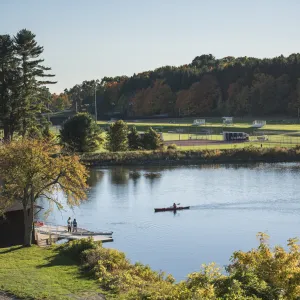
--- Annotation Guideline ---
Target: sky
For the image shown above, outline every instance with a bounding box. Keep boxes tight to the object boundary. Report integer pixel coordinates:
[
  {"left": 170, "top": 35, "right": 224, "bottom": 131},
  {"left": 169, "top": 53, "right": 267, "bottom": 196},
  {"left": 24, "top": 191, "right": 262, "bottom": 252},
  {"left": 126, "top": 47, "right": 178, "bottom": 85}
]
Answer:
[{"left": 1, "top": 0, "right": 300, "bottom": 93}]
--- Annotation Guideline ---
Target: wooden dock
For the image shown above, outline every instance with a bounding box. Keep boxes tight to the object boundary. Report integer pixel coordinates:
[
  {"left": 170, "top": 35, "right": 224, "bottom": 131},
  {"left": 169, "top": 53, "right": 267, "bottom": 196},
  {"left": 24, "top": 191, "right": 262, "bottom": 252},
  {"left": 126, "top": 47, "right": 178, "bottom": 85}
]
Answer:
[{"left": 35, "top": 224, "right": 113, "bottom": 247}]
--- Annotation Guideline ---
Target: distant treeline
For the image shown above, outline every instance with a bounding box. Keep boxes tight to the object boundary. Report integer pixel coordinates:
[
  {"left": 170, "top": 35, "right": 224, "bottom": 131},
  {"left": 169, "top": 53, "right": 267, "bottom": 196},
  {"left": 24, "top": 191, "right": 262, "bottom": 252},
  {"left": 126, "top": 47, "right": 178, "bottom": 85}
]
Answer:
[{"left": 62, "top": 54, "right": 300, "bottom": 119}]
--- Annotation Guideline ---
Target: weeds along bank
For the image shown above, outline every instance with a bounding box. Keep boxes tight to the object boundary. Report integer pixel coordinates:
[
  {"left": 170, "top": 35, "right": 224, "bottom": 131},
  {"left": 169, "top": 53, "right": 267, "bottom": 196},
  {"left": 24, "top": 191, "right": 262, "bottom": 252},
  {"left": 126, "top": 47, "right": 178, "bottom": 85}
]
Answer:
[{"left": 81, "top": 146, "right": 300, "bottom": 166}]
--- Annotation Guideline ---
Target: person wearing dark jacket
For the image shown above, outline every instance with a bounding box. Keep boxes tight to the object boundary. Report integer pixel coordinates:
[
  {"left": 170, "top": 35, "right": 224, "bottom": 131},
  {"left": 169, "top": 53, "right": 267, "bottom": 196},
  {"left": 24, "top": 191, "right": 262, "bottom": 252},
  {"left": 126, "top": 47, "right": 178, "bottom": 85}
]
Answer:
[{"left": 73, "top": 219, "right": 77, "bottom": 233}]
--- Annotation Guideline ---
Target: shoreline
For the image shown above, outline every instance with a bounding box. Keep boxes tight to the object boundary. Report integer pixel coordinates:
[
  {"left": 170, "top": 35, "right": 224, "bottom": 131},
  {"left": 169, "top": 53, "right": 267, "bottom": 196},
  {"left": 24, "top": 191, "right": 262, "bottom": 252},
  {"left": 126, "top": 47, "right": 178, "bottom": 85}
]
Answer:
[{"left": 80, "top": 147, "right": 300, "bottom": 167}]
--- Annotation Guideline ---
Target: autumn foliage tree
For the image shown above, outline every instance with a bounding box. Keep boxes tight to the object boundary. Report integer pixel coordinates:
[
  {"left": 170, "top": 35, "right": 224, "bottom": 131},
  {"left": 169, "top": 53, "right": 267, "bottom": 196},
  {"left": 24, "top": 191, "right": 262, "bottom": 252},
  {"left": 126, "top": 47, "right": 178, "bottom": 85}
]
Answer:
[
  {"left": 0, "top": 139, "right": 88, "bottom": 246},
  {"left": 131, "top": 80, "right": 175, "bottom": 116},
  {"left": 184, "top": 233, "right": 300, "bottom": 299},
  {"left": 175, "top": 75, "right": 221, "bottom": 116},
  {"left": 65, "top": 53, "right": 300, "bottom": 118},
  {"left": 50, "top": 93, "right": 71, "bottom": 112}
]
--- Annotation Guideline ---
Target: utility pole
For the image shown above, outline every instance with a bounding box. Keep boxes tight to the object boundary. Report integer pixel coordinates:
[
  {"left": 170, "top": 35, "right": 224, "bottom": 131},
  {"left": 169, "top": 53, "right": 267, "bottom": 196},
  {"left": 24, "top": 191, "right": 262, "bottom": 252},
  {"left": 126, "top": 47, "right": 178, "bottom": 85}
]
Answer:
[{"left": 95, "top": 84, "right": 97, "bottom": 123}]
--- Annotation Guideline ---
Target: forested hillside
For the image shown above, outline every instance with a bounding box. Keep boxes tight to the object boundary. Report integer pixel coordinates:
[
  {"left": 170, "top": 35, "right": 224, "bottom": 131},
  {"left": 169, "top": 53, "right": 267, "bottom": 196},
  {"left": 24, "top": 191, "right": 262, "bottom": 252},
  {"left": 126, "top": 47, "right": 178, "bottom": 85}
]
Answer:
[{"left": 64, "top": 54, "right": 300, "bottom": 118}]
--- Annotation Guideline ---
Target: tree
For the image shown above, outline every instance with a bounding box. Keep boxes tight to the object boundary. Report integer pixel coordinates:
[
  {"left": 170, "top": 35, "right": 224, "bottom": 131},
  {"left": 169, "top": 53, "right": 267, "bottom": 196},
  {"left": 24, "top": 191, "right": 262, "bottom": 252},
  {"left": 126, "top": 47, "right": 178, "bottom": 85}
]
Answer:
[
  {"left": 106, "top": 120, "right": 128, "bottom": 152},
  {"left": 60, "top": 113, "right": 102, "bottom": 152},
  {"left": 0, "top": 139, "right": 88, "bottom": 246},
  {"left": 64, "top": 52, "right": 300, "bottom": 118},
  {"left": 288, "top": 78, "right": 300, "bottom": 116},
  {"left": 0, "top": 34, "right": 20, "bottom": 141},
  {"left": 226, "top": 233, "right": 300, "bottom": 299},
  {"left": 184, "top": 233, "right": 300, "bottom": 299},
  {"left": 128, "top": 126, "right": 142, "bottom": 150},
  {"left": 50, "top": 93, "right": 71, "bottom": 112},
  {"left": 14, "top": 29, "right": 56, "bottom": 137},
  {"left": 142, "top": 127, "right": 162, "bottom": 150},
  {"left": 227, "top": 81, "right": 250, "bottom": 116}
]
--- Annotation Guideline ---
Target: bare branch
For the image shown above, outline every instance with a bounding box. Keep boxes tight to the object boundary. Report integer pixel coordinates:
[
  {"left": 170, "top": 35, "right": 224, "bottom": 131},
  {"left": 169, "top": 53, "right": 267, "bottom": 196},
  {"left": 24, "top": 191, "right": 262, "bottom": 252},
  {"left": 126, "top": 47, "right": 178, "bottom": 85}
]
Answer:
[{"left": 34, "top": 171, "right": 63, "bottom": 200}]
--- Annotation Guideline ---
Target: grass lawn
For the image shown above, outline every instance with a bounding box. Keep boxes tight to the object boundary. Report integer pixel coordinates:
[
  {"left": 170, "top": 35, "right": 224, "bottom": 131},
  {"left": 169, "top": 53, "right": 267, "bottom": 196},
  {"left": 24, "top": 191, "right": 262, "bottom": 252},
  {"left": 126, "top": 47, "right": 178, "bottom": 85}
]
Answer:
[
  {"left": 176, "top": 142, "right": 298, "bottom": 150},
  {"left": 0, "top": 245, "right": 105, "bottom": 300},
  {"left": 98, "top": 120, "right": 300, "bottom": 135}
]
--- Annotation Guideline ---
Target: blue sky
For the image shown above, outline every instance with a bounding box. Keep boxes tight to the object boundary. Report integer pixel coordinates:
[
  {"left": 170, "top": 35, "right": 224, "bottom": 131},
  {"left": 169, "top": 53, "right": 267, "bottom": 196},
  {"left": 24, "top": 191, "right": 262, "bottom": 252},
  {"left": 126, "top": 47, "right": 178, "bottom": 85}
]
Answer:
[{"left": 1, "top": 0, "right": 299, "bottom": 93}]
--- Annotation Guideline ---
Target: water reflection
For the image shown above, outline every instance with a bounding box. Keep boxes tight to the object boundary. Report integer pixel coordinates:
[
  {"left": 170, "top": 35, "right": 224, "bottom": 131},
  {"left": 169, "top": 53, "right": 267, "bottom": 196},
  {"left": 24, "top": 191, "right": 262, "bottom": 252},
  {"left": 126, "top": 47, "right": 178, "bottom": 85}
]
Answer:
[
  {"left": 110, "top": 167, "right": 129, "bottom": 185},
  {"left": 87, "top": 169, "right": 104, "bottom": 186}
]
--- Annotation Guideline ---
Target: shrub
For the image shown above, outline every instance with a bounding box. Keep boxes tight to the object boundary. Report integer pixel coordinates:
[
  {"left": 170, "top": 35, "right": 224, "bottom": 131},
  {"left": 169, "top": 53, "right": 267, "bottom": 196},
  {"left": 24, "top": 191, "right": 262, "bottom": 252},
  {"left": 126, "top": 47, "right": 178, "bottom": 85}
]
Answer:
[
  {"left": 60, "top": 113, "right": 102, "bottom": 152},
  {"left": 142, "top": 127, "right": 162, "bottom": 150},
  {"left": 128, "top": 126, "right": 142, "bottom": 150},
  {"left": 59, "top": 233, "right": 300, "bottom": 299},
  {"left": 81, "top": 246, "right": 181, "bottom": 297},
  {"left": 167, "top": 143, "right": 177, "bottom": 150},
  {"left": 59, "top": 237, "right": 99, "bottom": 262},
  {"left": 106, "top": 120, "right": 129, "bottom": 152}
]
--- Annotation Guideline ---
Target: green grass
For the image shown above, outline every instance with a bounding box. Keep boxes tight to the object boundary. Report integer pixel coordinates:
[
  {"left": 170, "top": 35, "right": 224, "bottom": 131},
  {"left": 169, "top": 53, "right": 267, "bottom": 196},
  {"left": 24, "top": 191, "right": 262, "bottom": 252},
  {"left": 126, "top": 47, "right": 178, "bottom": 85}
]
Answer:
[
  {"left": 98, "top": 119, "right": 300, "bottom": 136},
  {"left": 55, "top": 119, "right": 300, "bottom": 154},
  {"left": 175, "top": 142, "right": 298, "bottom": 150},
  {"left": 0, "top": 245, "right": 105, "bottom": 300}
]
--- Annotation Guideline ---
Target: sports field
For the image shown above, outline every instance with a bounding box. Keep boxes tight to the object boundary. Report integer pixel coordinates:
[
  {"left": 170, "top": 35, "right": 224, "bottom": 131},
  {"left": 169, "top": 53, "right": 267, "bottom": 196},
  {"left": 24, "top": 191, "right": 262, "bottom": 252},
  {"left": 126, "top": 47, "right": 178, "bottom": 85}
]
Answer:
[{"left": 98, "top": 118, "right": 300, "bottom": 150}]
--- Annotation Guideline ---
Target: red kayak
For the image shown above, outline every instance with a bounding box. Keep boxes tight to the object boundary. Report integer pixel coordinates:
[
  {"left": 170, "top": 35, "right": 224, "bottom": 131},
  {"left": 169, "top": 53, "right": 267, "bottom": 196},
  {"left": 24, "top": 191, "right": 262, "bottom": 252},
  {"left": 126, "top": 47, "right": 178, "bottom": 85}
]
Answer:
[{"left": 154, "top": 206, "right": 190, "bottom": 213}]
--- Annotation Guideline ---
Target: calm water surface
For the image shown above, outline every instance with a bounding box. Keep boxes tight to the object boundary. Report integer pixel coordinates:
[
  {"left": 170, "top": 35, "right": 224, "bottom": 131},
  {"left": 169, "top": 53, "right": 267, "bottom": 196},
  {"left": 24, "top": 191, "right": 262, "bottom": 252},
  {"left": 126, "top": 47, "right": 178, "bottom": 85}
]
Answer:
[{"left": 38, "top": 163, "right": 300, "bottom": 280}]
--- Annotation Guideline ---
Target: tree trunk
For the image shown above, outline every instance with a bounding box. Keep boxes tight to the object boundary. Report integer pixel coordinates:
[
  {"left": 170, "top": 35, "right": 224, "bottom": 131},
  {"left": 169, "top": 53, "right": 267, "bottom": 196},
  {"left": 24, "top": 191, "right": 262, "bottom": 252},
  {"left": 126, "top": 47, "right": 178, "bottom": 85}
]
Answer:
[
  {"left": 23, "top": 198, "right": 34, "bottom": 247},
  {"left": 3, "top": 123, "right": 11, "bottom": 142}
]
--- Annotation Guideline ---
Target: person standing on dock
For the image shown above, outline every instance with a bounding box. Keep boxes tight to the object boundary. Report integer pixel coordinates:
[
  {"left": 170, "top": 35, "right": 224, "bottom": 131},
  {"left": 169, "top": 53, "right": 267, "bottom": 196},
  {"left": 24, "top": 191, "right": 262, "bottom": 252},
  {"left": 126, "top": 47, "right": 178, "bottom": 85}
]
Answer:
[
  {"left": 73, "top": 219, "right": 77, "bottom": 233},
  {"left": 67, "top": 217, "right": 71, "bottom": 233}
]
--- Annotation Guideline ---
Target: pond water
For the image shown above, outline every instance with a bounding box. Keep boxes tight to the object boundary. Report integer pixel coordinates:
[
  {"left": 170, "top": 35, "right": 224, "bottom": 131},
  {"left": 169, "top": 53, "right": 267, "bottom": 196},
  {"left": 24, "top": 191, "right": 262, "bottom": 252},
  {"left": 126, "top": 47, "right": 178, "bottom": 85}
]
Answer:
[{"left": 38, "top": 163, "right": 300, "bottom": 281}]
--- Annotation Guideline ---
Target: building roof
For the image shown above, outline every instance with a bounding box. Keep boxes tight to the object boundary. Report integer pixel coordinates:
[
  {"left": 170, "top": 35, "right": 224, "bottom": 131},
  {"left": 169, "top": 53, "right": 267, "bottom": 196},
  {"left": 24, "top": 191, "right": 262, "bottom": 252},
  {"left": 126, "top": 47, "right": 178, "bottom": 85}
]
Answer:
[{"left": 3, "top": 202, "right": 43, "bottom": 213}]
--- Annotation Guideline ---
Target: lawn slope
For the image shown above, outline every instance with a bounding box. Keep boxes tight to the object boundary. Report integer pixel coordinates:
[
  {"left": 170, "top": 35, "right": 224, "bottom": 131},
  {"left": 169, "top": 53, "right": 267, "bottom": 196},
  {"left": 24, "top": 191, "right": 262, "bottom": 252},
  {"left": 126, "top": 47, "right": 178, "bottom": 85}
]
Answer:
[{"left": 0, "top": 246, "right": 105, "bottom": 300}]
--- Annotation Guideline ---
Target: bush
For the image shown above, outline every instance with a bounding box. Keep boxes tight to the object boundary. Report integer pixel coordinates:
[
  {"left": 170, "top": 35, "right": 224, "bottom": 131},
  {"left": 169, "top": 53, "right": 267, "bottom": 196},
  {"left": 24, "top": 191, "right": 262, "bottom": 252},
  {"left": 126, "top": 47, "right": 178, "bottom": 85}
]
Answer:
[
  {"left": 142, "top": 127, "right": 162, "bottom": 150},
  {"left": 81, "top": 246, "right": 181, "bottom": 297},
  {"left": 60, "top": 113, "right": 102, "bottom": 152},
  {"left": 167, "top": 143, "right": 177, "bottom": 150},
  {"left": 106, "top": 120, "right": 129, "bottom": 152},
  {"left": 26, "top": 126, "right": 43, "bottom": 139},
  {"left": 59, "top": 237, "right": 99, "bottom": 262},
  {"left": 58, "top": 233, "right": 300, "bottom": 299},
  {"left": 128, "top": 126, "right": 142, "bottom": 150}
]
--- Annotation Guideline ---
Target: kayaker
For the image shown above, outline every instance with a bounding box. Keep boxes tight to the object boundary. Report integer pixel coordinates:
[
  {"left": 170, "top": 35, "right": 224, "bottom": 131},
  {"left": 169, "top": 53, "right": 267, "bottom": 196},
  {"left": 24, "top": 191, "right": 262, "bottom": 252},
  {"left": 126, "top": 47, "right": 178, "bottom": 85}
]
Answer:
[
  {"left": 67, "top": 217, "right": 71, "bottom": 233},
  {"left": 73, "top": 219, "right": 77, "bottom": 233},
  {"left": 173, "top": 203, "right": 177, "bottom": 209}
]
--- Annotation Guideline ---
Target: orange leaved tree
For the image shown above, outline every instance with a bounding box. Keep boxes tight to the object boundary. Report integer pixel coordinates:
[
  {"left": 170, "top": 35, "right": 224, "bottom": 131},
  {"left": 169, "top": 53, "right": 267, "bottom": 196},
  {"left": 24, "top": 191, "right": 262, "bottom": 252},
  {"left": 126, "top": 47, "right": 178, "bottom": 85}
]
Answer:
[{"left": 0, "top": 139, "right": 88, "bottom": 246}]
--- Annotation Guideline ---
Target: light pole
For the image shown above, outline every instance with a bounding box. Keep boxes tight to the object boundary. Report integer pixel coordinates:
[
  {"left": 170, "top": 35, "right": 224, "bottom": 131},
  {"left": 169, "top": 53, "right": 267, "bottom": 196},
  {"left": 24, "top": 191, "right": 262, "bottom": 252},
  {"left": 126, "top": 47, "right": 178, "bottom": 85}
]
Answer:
[{"left": 94, "top": 84, "right": 97, "bottom": 123}]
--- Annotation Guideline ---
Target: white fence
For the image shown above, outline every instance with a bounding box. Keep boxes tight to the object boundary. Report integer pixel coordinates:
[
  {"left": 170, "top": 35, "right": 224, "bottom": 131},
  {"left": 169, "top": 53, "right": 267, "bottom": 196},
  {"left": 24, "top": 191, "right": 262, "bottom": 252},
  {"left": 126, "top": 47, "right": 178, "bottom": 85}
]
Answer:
[{"left": 252, "top": 120, "right": 266, "bottom": 128}]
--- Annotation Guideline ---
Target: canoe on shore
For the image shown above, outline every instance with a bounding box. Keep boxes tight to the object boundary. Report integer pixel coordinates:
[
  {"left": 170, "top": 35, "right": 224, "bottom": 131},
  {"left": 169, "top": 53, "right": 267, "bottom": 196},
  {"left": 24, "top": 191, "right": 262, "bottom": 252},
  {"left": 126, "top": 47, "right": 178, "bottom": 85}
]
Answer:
[{"left": 154, "top": 206, "right": 190, "bottom": 213}]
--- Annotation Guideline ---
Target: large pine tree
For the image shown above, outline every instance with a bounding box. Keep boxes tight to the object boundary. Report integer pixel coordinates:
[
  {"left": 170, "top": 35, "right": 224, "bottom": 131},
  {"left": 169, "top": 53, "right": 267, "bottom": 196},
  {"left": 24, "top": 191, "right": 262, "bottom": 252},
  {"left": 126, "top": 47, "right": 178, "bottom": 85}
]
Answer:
[
  {"left": 13, "top": 29, "right": 56, "bottom": 137},
  {"left": 0, "top": 34, "right": 20, "bottom": 140}
]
